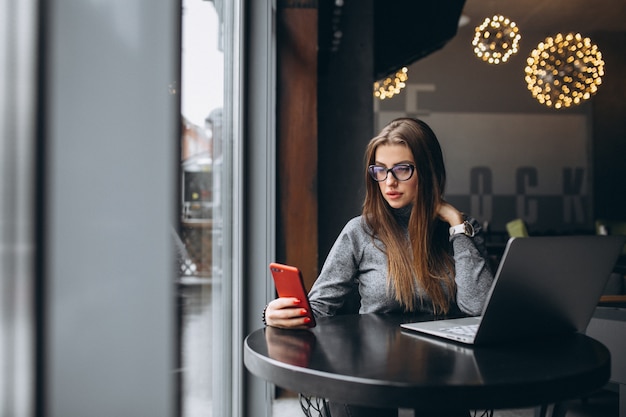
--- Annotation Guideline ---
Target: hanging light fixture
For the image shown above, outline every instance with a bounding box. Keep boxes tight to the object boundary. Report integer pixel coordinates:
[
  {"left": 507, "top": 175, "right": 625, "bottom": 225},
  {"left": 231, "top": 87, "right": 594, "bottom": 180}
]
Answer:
[
  {"left": 472, "top": 15, "right": 521, "bottom": 64},
  {"left": 524, "top": 33, "right": 604, "bottom": 109},
  {"left": 373, "top": 67, "right": 408, "bottom": 100}
]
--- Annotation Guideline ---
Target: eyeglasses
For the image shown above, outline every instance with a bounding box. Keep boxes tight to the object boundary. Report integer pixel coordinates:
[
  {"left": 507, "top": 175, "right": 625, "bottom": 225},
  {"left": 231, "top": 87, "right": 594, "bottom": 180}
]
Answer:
[{"left": 368, "top": 164, "right": 415, "bottom": 182}]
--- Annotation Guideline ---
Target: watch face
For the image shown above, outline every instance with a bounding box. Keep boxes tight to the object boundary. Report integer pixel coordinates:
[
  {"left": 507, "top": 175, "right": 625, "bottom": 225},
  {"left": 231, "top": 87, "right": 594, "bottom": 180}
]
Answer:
[{"left": 464, "top": 221, "right": 475, "bottom": 237}]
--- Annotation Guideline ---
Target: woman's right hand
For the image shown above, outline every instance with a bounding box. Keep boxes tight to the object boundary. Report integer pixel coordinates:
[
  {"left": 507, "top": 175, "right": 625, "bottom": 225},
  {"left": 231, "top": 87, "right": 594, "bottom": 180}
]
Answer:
[{"left": 264, "top": 297, "right": 313, "bottom": 329}]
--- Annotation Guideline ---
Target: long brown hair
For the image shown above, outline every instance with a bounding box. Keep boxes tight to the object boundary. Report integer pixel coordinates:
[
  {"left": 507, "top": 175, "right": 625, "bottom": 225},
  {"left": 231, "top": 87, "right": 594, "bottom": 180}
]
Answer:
[{"left": 363, "top": 118, "right": 455, "bottom": 314}]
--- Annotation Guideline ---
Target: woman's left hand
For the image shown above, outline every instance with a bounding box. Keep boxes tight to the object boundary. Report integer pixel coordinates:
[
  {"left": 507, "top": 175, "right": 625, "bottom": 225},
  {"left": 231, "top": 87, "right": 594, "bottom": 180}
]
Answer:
[{"left": 437, "top": 201, "right": 464, "bottom": 226}]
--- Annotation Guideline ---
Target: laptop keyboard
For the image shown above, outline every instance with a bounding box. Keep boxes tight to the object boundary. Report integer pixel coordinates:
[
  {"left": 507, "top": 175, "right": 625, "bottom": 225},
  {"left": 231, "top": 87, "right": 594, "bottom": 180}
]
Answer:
[{"left": 440, "top": 324, "right": 478, "bottom": 336}]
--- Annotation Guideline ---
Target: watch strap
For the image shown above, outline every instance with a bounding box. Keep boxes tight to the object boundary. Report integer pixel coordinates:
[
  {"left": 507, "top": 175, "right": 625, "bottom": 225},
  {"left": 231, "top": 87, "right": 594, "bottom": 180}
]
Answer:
[
  {"left": 449, "top": 223, "right": 466, "bottom": 236},
  {"left": 449, "top": 220, "right": 475, "bottom": 237}
]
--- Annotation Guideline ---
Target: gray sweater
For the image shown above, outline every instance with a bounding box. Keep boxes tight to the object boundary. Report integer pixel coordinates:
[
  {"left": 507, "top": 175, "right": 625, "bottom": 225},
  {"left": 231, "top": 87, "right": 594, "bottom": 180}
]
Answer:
[{"left": 308, "top": 213, "right": 494, "bottom": 318}]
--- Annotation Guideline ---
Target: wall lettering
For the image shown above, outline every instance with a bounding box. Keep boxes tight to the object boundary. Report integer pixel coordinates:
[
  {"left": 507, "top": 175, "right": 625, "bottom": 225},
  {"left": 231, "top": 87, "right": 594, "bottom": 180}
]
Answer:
[
  {"left": 452, "top": 166, "right": 589, "bottom": 231},
  {"left": 515, "top": 167, "right": 538, "bottom": 223},
  {"left": 469, "top": 167, "right": 492, "bottom": 220},
  {"left": 563, "top": 167, "right": 585, "bottom": 224}
]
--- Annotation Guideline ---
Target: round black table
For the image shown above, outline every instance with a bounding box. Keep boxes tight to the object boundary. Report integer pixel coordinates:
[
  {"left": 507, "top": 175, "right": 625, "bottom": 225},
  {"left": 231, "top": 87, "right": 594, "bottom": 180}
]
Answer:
[{"left": 244, "top": 313, "right": 611, "bottom": 413}]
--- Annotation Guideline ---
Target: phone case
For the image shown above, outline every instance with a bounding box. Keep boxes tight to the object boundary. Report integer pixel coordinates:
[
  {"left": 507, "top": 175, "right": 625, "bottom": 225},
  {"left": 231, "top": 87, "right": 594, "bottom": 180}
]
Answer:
[{"left": 269, "top": 262, "right": 316, "bottom": 328}]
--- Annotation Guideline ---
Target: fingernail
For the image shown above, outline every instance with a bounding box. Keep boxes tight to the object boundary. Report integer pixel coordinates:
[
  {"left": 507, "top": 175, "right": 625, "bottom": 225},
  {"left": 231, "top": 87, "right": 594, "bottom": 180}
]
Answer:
[
  {"left": 293, "top": 299, "right": 301, "bottom": 304},
  {"left": 304, "top": 317, "right": 311, "bottom": 323},
  {"left": 300, "top": 309, "right": 307, "bottom": 315}
]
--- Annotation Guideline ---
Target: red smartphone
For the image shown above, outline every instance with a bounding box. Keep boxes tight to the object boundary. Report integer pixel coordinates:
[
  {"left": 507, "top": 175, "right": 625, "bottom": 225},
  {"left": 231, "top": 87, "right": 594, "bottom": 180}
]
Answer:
[{"left": 269, "top": 262, "right": 316, "bottom": 328}]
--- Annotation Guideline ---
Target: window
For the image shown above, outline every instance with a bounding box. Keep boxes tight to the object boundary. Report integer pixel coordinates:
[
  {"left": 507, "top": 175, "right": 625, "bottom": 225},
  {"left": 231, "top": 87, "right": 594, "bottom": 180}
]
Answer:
[{"left": 179, "top": 0, "right": 239, "bottom": 416}]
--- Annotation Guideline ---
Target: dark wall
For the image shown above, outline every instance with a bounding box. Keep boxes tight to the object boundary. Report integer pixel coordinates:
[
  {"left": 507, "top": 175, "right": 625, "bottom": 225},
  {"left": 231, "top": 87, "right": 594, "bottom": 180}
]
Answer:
[
  {"left": 592, "top": 32, "right": 626, "bottom": 222},
  {"left": 317, "top": 0, "right": 374, "bottom": 269}
]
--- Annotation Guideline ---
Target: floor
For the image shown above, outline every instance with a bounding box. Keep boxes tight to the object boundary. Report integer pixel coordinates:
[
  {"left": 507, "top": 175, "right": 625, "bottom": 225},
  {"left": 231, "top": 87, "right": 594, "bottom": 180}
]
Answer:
[{"left": 272, "top": 388, "right": 620, "bottom": 417}]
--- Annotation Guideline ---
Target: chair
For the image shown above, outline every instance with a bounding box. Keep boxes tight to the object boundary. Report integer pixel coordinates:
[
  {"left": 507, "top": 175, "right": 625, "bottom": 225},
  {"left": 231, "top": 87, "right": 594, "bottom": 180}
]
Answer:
[
  {"left": 596, "top": 219, "right": 626, "bottom": 254},
  {"left": 588, "top": 219, "right": 626, "bottom": 415},
  {"left": 505, "top": 218, "right": 529, "bottom": 238},
  {"left": 595, "top": 219, "right": 626, "bottom": 300}
]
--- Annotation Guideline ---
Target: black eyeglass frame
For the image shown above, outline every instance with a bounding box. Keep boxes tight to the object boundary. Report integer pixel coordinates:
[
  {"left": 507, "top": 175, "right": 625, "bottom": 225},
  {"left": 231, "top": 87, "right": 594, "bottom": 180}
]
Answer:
[{"left": 368, "top": 163, "right": 416, "bottom": 182}]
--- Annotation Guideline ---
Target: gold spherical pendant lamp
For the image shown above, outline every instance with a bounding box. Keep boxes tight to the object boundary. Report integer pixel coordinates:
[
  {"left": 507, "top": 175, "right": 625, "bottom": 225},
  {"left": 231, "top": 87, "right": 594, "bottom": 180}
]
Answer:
[
  {"left": 524, "top": 33, "right": 605, "bottom": 109},
  {"left": 472, "top": 15, "right": 521, "bottom": 64},
  {"left": 374, "top": 67, "right": 408, "bottom": 100}
]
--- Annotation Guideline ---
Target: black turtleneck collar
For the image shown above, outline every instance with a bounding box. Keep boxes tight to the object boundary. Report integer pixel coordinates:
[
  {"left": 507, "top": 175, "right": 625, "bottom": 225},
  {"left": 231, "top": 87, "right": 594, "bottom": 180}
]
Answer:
[{"left": 391, "top": 204, "right": 412, "bottom": 229}]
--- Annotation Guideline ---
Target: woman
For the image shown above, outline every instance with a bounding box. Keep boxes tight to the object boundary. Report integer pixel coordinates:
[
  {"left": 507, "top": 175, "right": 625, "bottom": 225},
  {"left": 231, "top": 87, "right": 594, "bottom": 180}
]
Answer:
[{"left": 264, "top": 118, "right": 494, "bottom": 416}]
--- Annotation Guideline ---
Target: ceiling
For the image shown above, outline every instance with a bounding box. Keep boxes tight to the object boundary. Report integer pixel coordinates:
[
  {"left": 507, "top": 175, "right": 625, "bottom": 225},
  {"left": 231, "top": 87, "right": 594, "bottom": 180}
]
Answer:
[
  {"left": 461, "top": 0, "right": 626, "bottom": 34},
  {"left": 318, "top": 0, "right": 626, "bottom": 80},
  {"left": 373, "top": 0, "right": 465, "bottom": 79}
]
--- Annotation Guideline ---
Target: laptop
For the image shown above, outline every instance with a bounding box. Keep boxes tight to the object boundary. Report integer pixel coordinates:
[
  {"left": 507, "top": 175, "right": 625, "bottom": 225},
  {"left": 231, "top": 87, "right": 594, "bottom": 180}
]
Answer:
[{"left": 401, "top": 235, "right": 626, "bottom": 345}]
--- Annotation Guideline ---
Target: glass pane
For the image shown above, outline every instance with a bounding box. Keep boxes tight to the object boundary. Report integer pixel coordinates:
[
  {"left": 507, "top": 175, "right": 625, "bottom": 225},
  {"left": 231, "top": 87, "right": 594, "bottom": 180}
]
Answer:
[
  {"left": 0, "top": 1, "right": 36, "bottom": 415},
  {"left": 178, "top": 0, "right": 228, "bottom": 416}
]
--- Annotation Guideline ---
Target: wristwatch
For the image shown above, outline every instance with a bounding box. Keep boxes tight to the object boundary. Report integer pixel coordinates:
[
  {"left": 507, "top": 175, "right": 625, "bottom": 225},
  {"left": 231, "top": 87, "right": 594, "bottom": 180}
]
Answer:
[{"left": 449, "top": 220, "right": 475, "bottom": 237}]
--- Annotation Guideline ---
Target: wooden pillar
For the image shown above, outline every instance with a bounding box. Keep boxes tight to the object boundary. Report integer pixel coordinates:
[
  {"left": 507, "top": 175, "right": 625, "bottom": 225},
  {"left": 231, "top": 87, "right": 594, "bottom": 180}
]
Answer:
[{"left": 276, "top": 0, "right": 318, "bottom": 289}]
